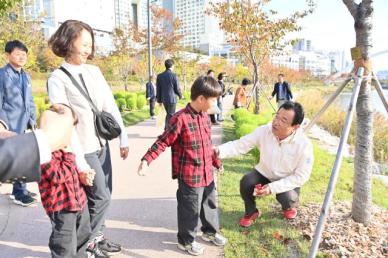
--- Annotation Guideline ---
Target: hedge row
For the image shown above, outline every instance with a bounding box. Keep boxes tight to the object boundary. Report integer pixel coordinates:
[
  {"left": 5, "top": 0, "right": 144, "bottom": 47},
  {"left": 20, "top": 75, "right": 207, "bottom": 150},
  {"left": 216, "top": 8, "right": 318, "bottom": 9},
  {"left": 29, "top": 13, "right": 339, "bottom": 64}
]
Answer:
[
  {"left": 113, "top": 92, "right": 147, "bottom": 112},
  {"left": 232, "top": 108, "right": 273, "bottom": 161}
]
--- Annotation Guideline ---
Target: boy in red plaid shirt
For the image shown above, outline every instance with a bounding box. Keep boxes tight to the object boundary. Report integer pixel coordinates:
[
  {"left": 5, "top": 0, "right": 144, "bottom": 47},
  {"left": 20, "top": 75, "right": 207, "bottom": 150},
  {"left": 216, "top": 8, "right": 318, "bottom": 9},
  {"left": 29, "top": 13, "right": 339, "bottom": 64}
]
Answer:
[
  {"left": 138, "top": 76, "right": 227, "bottom": 256},
  {"left": 38, "top": 104, "right": 98, "bottom": 258}
]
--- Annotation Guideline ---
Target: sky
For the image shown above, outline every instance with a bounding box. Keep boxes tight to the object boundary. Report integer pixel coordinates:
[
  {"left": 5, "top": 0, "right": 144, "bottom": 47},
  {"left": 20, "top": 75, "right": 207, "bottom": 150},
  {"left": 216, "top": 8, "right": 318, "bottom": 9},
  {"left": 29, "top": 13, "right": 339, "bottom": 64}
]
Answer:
[{"left": 265, "top": 0, "right": 388, "bottom": 71}]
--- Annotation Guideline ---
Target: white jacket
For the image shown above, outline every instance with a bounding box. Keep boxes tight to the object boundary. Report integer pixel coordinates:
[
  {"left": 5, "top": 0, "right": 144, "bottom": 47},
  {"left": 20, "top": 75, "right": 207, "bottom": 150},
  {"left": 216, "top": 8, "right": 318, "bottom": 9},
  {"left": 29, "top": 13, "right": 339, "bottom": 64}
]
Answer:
[
  {"left": 218, "top": 123, "right": 314, "bottom": 194},
  {"left": 48, "top": 62, "right": 129, "bottom": 154}
]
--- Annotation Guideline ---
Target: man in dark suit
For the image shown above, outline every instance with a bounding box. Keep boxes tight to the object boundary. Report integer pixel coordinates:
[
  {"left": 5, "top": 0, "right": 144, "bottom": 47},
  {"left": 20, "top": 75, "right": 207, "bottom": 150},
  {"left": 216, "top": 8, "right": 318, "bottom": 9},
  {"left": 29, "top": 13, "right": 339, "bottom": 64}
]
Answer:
[
  {"left": 0, "top": 106, "right": 74, "bottom": 183},
  {"left": 146, "top": 74, "right": 156, "bottom": 120},
  {"left": 156, "top": 59, "right": 182, "bottom": 128},
  {"left": 270, "top": 74, "right": 293, "bottom": 108}
]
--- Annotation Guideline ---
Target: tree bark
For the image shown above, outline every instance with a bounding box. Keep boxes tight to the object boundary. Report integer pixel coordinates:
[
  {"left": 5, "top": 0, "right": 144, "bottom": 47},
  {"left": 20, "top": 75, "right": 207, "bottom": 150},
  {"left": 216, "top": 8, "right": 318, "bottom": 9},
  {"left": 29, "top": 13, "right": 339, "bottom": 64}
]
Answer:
[{"left": 344, "top": 0, "right": 374, "bottom": 225}]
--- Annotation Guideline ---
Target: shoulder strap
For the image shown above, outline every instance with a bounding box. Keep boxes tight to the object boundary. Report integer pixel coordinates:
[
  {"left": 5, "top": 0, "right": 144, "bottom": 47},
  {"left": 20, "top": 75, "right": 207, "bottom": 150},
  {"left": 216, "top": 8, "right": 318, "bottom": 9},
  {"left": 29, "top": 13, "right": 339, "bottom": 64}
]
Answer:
[{"left": 59, "top": 66, "right": 98, "bottom": 113}]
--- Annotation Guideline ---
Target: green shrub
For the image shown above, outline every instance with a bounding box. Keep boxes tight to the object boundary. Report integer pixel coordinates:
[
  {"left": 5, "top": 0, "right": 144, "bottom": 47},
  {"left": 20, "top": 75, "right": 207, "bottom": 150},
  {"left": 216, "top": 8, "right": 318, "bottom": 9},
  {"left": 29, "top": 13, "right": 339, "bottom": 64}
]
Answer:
[
  {"left": 116, "top": 98, "right": 126, "bottom": 111},
  {"left": 114, "top": 92, "right": 125, "bottom": 100},
  {"left": 137, "top": 95, "right": 147, "bottom": 110},
  {"left": 126, "top": 93, "right": 137, "bottom": 110}
]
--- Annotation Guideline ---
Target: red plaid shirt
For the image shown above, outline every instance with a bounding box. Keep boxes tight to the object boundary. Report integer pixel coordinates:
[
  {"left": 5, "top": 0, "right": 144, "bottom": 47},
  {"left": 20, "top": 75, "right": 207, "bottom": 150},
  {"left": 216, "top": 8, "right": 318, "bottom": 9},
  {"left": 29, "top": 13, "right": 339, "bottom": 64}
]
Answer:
[
  {"left": 39, "top": 150, "right": 87, "bottom": 214},
  {"left": 142, "top": 104, "right": 222, "bottom": 187}
]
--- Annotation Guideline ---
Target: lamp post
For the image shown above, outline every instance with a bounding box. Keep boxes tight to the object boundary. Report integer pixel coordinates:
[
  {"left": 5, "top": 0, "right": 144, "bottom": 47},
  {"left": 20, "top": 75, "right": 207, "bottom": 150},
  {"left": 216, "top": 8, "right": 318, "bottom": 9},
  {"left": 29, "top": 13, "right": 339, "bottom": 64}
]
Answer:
[{"left": 147, "top": 0, "right": 152, "bottom": 83}]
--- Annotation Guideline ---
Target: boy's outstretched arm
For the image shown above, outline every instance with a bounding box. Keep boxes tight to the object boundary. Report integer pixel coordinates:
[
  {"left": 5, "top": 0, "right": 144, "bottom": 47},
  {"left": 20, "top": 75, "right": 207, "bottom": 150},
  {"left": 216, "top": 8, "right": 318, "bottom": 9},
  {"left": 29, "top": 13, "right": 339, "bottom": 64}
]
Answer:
[{"left": 137, "top": 116, "right": 182, "bottom": 176}]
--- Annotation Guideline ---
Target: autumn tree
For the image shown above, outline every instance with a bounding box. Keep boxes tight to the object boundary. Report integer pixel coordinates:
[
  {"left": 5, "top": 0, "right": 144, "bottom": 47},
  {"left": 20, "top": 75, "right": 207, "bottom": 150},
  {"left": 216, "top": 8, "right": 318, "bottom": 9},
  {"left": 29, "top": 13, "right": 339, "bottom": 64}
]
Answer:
[
  {"left": 343, "top": 0, "right": 374, "bottom": 225},
  {"left": 0, "top": 0, "right": 21, "bottom": 16},
  {"left": 110, "top": 5, "right": 184, "bottom": 88},
  {"left": 208, "top": 0, "right": 314, "bottom": 113},
  {"left": 0, "top": 2, "right": 45, "bottom": 71}
]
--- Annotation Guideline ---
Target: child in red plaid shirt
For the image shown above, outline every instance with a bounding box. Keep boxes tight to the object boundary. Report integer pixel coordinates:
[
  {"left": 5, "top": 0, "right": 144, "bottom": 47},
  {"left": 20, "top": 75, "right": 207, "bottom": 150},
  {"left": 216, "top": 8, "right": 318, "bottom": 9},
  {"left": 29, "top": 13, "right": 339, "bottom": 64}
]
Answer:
[
  {"left": 138, "top": 76, "right": 227, "bottom": 256},
  {"left": 39, "top": 104, "right": 97, "bottom": 258}
]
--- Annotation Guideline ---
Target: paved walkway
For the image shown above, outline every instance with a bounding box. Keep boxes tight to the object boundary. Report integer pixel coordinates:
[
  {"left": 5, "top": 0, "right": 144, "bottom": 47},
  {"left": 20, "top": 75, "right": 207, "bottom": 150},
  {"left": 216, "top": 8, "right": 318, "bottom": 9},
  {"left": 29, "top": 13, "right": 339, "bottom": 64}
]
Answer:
[{"left": 0, "top": 96, "right": 233, "bottom": 258}]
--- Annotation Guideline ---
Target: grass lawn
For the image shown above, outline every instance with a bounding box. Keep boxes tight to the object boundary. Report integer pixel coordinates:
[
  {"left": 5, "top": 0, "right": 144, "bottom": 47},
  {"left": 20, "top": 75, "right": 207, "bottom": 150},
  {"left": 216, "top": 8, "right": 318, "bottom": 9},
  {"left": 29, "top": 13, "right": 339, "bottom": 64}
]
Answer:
[
  {"left": 218, "top": 116, "right": 388, "bottom": 258},
  {"left": 122, "top": 108, "right": 153, "bottom": 126}
]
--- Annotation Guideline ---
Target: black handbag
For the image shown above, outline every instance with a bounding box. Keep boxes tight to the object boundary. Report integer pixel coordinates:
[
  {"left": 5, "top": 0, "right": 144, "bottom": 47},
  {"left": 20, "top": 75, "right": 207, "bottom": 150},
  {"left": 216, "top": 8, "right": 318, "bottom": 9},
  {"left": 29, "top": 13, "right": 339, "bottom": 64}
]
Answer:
[{"left": 59, "top": 66, "right": 121, "bottom": 142}]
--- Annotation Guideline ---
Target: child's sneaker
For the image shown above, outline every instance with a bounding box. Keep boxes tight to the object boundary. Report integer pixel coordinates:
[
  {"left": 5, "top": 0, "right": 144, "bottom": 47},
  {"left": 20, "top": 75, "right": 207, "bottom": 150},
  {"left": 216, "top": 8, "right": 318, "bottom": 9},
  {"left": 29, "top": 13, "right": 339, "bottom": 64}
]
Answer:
[
  {"left": 201, "top": 232, "right": 228, "bottom": 246},
  {"left": 177, "top": 241, "right": 205, "bottom": 256}
]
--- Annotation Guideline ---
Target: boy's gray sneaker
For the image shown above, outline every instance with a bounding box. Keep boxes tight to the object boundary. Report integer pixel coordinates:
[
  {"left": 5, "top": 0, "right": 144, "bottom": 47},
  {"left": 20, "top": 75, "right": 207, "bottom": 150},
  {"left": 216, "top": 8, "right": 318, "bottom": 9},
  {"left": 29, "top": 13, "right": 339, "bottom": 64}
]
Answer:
[
  {"left": 177, "top": 241, "right": 205, "bottom": 256},
  {"left": 201, "top": 232, "right": 228, "bottom": 246}
]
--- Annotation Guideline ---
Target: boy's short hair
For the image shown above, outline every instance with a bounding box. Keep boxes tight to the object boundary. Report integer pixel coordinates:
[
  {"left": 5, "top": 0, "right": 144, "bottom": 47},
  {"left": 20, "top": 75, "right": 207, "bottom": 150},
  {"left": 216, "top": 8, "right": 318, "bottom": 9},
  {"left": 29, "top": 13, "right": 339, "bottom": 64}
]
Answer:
[
  {"left": 217, "top": 72, "right": 225, "bottom": 80},
  {"left": 165, "top": 59, "right": 174, "bottom": 69},
  {"left": 5, "top": 40, "right": 28, "bottom": 54},
  {"left": 278, "top": 73, "right": 284, "bottom": 77},
  {"left": 242, "top": 78, "right": 249, "bottom": 86},
  {"left": 49, "top": 19, "right": 95, "bottom": 59},
  {"left": 279, "top": 101, "right": 304, "bottom": 126},
  {"left": 191, "top": 76, "right": 222, "bottom": 101}
]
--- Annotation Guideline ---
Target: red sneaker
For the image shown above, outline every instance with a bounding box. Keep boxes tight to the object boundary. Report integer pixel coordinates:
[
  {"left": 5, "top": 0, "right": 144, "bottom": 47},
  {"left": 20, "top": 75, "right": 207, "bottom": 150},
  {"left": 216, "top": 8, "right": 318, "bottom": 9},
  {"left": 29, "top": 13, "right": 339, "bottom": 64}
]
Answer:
[
  {"left": 283, "top": 208, "right": 298, "bottom": 219},
  {"left": 239, "top": 210, "right": 261, "bottom": 227}
]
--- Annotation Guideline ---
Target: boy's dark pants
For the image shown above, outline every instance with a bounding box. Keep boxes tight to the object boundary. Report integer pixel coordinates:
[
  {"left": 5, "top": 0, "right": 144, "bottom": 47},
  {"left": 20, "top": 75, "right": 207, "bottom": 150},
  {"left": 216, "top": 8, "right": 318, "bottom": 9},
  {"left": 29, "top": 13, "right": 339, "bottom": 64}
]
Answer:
[
  {"left": 177, "top": 180, "right": 219, "bottom": 245},
  {"left": 240, "top": 170, "right": 300, "bottom": 215},
  {"left": 48, "top": 208, "right": 91, "bottom": 258}
]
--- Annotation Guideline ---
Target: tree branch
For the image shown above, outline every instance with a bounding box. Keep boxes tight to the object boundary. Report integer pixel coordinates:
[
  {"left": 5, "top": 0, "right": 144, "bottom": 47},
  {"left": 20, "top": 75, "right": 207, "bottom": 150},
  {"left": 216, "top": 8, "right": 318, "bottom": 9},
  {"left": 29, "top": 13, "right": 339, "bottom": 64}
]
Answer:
[
  {"left": 343, "top": 0, "right": 358, "bottom": 18},
  {"left": 362, "top": 0, "right": 373, "bottom": 9}
]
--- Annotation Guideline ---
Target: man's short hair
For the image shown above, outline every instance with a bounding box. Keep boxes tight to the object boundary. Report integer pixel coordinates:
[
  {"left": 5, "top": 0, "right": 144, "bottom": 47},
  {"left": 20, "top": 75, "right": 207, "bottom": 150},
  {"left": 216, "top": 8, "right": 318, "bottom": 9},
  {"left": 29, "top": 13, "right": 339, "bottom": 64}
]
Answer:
[
  {"left": 5, "top": 40, "right": 28, "bottom": 54},
  {"left": 217, "top": 72, "right": 225, "bottom": 80},
  {"left": 279, "top": 101, "right": 304, "bottom": 126},
  {"left": 191, "top": 76, "right": 222, "bottom": 101},
  {"left": 278, "top": 73, "right": 284, "bottom": 77},
  {"left": 165, "top": 59, "right": 174, "bottom": 69},
  {"left": 207, "top": 69, "right": 214, "bottom": 75},
  {"left": 242, "top": 78, "right": 249, "bottom": 86},
  {"left": 49, "top": 20, "right": 95, "bottom": 59}
]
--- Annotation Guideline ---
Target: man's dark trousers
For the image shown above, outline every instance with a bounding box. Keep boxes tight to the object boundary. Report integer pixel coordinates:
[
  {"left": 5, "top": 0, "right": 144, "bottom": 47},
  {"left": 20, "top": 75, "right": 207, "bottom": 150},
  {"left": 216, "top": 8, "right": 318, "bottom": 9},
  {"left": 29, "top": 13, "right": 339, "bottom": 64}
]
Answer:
[
  {"left": 163, "top": 103, "right": 176, "bottom": 129},
  {"left": 240, "top": 170, "right": 300, "bottom": 215},
  {"left": 176, "top": 180, "right": 219, "bottom": 245}
]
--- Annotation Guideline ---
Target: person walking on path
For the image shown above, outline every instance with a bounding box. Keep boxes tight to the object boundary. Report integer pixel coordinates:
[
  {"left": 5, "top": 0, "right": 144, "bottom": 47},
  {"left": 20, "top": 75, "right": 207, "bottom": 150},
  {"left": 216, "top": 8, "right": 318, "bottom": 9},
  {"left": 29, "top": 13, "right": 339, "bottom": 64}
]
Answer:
[
  {"left": 0, "top": 40, "right": 38, "bottom": 206},
  {"left": 156, "top": 59, "right": 182, "bottom": 129},
  {"left": 47, "top": 19, "right": 129, "bottom": 257},
  {"left": 207, "top": 69, "right": 219, "bottom": 125},
  {"left": 270, "top": 73, "right": 293, "bottom": 108},
  {"left": 233, "top": 78, "right": 249, "bottom": 109},
  {"left": 146, "top": 74, "right": 157, "bottom": 120},
  {"left": 217, "top": 72, "right": 226, "bottom": 122},
  {"left": 138, "top": 76, "right": 227, "bottom": 256}
]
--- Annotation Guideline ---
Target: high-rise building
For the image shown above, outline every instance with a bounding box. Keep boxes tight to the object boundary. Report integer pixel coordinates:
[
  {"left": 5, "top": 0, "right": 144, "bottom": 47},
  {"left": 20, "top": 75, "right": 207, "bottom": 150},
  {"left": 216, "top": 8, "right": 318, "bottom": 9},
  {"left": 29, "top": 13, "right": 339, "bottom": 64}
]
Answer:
[
  {"left": 24, "top": 0, "right": 115, "bottom": 53},
  {"left": 173, "top": 0, "right": 226, "bottom": 55}
]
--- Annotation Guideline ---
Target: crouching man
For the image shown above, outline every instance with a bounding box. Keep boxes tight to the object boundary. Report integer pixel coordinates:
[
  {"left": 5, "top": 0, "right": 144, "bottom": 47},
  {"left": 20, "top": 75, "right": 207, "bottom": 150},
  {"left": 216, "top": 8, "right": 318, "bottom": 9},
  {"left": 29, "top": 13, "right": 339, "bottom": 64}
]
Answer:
[{"left": 215, "top": 101, "right": 314, "bottom": 227}]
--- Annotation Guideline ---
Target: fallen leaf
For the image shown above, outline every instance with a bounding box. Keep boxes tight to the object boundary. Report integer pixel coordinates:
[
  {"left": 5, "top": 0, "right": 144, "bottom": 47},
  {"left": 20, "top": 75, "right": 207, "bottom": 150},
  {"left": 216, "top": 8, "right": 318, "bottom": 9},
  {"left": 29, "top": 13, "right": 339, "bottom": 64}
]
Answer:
[{"left": 273, "top": 231, "right": 283, "bottom": 240}]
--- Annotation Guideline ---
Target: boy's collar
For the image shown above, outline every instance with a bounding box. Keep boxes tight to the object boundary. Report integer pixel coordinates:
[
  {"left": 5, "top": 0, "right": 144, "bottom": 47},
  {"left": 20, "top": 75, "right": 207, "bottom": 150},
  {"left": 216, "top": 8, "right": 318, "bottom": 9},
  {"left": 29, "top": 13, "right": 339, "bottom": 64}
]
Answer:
[{"left": 186, "top": 103, "right": 201, "bottom": 118}]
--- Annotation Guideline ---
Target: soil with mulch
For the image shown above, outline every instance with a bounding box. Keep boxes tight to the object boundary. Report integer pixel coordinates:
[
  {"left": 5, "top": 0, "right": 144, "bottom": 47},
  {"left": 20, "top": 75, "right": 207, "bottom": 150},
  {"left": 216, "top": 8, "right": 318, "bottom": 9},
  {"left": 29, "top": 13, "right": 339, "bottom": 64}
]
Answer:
[{"left": 288, "top": 201, "right": 387, "bottom": 257}]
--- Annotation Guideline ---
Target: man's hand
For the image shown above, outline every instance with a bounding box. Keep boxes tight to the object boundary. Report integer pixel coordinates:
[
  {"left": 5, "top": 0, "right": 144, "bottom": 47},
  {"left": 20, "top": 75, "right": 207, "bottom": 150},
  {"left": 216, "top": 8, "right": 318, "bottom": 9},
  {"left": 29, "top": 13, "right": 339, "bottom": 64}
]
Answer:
[
  {"left": 40, "top": 104, "right": 74, "bottom": 151},
  {"left": 120, "top": 147, "right": 129, "bottom": 160},
  {"left": 255, "top": 184, "right": 271, "bottom": 197},
  {"left": 137, "top": 160, "right": 148, "bottom": 176},
  {"left": 79, "top": 169, "right": 95, "bottom": 186},
  {"left": 267, "top": 96, "right": 273, "bottom": 100}
]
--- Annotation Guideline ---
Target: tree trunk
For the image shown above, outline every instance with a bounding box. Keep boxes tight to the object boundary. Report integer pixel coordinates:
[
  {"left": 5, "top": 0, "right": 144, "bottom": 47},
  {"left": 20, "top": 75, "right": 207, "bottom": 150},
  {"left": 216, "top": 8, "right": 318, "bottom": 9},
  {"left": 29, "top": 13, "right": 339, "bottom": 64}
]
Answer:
[
  {"left": 344, "top": 0, "right": 374, "bottom": 225},
  {"left": 253, "top": 63, "right": 260, "bottom": 114}
]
